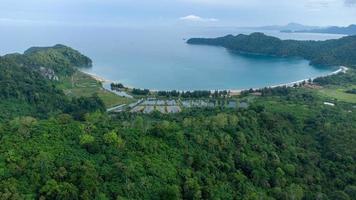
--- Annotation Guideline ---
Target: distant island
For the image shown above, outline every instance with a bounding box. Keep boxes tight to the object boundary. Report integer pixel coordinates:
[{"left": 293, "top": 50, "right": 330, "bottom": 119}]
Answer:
[
  {"left": 250, "top": 23, "right": 356, "bottom": 36},
  {"left": 292, "top": 24, "right": 356, "bottom": 35},
  {"left": 187, "top": 32, "right": 356, "bottom": 66},
  {"left": 254, "top": 22, "right": 319, "bottom": 32}
]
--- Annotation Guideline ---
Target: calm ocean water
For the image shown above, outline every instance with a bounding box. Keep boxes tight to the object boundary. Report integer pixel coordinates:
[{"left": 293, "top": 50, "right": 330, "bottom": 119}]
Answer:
[{"left": 0, "top": 25, "right": 344, "bottom": 90}]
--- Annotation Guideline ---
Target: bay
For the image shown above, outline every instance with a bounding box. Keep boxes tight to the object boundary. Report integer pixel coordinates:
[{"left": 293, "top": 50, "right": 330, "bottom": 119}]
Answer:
[{"left": 0, "top": 25, "right": 343, "bottom": 90}]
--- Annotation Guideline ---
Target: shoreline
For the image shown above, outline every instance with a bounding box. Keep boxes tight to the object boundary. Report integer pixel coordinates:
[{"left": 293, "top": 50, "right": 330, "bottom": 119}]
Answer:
[
  {"left": 229, "top": 66, "right": 348, "bottom": 93},
  {"left": 81, "top": 66, "right": 348, "bottom": 94},
  {"left": 262, "top": 66, "right": 349, "bottom": 88},
  {"left": 81, "top": 71, "right": 112, "bottom": 83},
  {"left": 268, "top": 66, "right": 348, "bottom": 88}
]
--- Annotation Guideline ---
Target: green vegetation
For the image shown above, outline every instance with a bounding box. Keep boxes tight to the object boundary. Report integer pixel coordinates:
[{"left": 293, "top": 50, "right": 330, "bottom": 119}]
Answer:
[
  {"left": 0, "top": 89, "right": 355, "bottom": 199},
  {"left": 24, "top": 44, "right": 92, "bottom": 75},
  {"left": 313, "top": 69, "right": 356, "bottom": 103},
  {"left": 0, "top": 45, "right": 105, "bottom": 121},
  {"left": 187, "top": 32, "right": 356, "bottom": 66},
  {"left": 58, "top": 71, "right": 134, "bottom": 108},
  {"left": 0, "top": 44, "right": 355, "bottom": 199},
  {"left": 131, "top": 88, "right": 150, "bottom": 96},
  {"left": 346, "top": 88, "right": 356, "bottom": 94},
  {"left": 319, "top": 87, "right": 356, "bottom": 103},
  {"left": 110, "top": 83, "right": 125, "bottom": 90}
]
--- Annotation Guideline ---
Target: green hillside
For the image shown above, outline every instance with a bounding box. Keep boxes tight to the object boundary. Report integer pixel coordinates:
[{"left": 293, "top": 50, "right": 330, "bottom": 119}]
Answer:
[{"left": 0, "top": 45, "right": 104, "bottom": 121}]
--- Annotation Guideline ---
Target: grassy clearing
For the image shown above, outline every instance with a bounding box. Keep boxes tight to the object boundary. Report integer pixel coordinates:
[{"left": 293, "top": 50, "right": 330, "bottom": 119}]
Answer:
[
  {"left": 318, "top": 86, "right": 356, "bottom": 104},
  {"left": 58, "top": 71, "right": 134, "bottom": 108}
]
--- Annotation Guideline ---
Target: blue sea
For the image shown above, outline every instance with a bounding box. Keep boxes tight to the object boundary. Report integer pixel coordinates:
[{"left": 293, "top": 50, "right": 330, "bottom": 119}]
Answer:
[{"left": 0, "top": 25, "right": 344, "bottom": 90}]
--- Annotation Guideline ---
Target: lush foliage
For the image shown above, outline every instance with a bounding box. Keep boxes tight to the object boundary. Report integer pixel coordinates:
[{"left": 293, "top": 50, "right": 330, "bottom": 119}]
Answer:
[
  {"left": 188, "top": 33, "right": 356, "bottom": 66},
  {"left": 314, "top": 69, "right": 356, "bottom": 86},
  {"left": 0, "top": 90, "right": 355, "bottom": 199},
  {"left": 111, "top": 83, "right": 125, "bottom": 91},
  {"left": 131, "top": 88, "right": 150, "bottom": 95},
  {"left": 0, "top": 46, "right": 104, "bottom": 121},
  {"left": 0, "top": 44, "right": 355, "bottom": 200},
  {"left": 24, "top": 44, "right": 92, "bottom": 75},
  {"left": 346, "top": 89, "right": 356, "bottom": 94}
]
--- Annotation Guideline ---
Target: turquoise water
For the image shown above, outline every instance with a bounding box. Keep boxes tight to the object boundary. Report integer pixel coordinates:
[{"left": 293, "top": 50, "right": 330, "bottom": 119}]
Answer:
[{"left": 0, "top": 25, "right": 342, "bottom": 90}]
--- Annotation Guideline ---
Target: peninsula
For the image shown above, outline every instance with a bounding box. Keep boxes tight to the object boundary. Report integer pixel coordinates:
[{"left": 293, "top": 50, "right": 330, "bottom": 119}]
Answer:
[{"left": 187, "top": 32, "right": 356, "bottom": 66}]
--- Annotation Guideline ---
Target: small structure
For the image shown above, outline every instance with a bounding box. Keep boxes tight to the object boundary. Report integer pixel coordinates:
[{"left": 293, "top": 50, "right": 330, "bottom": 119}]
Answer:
[
  {"left": 166, "top": 100, "right": 177, "bottom": 106},
  {"left": 324, "top": 102, "right": 335, "bottom": 106},
  {"left": 156, "top": 100, "right": 166, "bottom": 106},
  {"left": 143, "top": 106, "right": 155, "bottom": 114},
  {"left": 156, "top": 106, "right": 166, "bottom": 113},
  {"left": 143, "top": 100, "right": 156, "bottom": 106},
  {"left": 167, "top": 106, "right": 181, "bottom": 113}
]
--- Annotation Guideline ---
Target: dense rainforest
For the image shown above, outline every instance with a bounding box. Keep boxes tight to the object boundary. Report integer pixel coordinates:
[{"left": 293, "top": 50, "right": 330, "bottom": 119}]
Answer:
[
  {"left": 0, "top": 45, "right": 355, "bottom": 200},
  {"left": 187, "top": 32, "right": 356, "bottom": 66}
]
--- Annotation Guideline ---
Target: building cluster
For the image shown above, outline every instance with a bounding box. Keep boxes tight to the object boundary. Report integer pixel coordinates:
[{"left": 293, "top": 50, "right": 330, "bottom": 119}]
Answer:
[
  {"left": 108, "top": 98, "right": 250, "bottom": 114},
  {"left": 130, "top": 99, "right": 181, "bottom": 114}
]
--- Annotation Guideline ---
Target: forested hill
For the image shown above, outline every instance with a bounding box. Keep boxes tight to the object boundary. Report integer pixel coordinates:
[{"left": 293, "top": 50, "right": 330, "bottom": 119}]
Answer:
[
  {"left": 22, "top": 44, "right": 92, "bottom": 75},
  {"left": 0, "top": 45, "right": 104, "bottom": 121},
  {"left": 187, "top": 32, "right": 356, "bottom": 66}
]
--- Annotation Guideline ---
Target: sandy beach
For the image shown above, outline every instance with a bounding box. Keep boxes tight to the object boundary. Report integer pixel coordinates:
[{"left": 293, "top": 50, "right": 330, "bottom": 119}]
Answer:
[
  {"left": 229, "top": 66, "right": 348, "bottom": 93},
  {"left": 81, "top": 71, "right": 112, "bottom": 83},
  {"left": 82, "top": 66, "right": 348, "bottom": 94}
]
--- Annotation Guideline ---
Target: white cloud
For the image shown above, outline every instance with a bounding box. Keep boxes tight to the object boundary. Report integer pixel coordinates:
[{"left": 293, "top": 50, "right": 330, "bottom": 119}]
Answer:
[{"left": 179, "top": 15, "right": 218, "bottom": 22}]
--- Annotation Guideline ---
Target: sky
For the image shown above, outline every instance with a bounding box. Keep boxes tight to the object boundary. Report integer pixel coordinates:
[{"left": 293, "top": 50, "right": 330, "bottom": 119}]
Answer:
[{"left": 0, "top": 0, "right": 356, "bottom": 27}]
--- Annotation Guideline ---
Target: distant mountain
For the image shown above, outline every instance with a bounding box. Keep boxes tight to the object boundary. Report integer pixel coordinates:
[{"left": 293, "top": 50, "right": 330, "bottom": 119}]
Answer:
[
  {"left": 295, "top": 24, "right": 356, "bottom": 35},
  {"left": 187, "top": 32, "right": 356, "bottom": 66},
  {"left": 254, "top": 23, "right": 319, "bottom": 31}
]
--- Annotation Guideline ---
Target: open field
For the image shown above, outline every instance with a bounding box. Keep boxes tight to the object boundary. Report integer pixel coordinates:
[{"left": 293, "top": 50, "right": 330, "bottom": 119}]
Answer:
[
  {"left": 58, "top": 71, "right": 134, "bottom": 108},
  {"left": 318, "top": 86, "right": 356, "bottom": 103}
]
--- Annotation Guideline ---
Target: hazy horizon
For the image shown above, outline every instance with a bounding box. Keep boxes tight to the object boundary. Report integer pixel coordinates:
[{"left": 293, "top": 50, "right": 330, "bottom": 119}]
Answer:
[{"left": 1, "top": 0, "right": 356, "bottom": 28}]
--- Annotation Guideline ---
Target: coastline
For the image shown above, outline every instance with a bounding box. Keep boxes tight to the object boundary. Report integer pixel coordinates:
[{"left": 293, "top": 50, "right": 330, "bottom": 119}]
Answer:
[
  {"left": 81, "top": 66, "right": 348, "bottom": 94},
  {"left": 225, "top": 66, "right": 348, "bottom": 94},
  {"left": 81, "top": 71, "right": 112, "bottom": 83},
  {"left": 268, "top": 66, "right": 348, "bottom": 88}
]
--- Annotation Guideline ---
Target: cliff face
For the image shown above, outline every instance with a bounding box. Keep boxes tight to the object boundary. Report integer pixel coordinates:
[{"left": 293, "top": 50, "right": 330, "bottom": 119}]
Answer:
[{"left": 39, "top": 67, "right": 59, "bottom": 81}]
